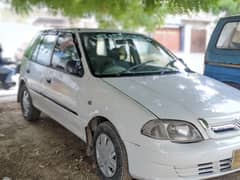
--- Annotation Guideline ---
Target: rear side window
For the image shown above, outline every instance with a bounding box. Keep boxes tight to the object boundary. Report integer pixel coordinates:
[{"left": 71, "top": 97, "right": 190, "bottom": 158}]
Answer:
[
  {"left": 24, "top": 33, "right": 41, "bottom": 59},
  {"left": 36, "top": 35, "right": 57, "bottom": 66},
  {"left": 217, "top": 22, "right": 240, "bottom": 49},
  {"left": 31, "top": 36, "right": 43, "bottom": 61}
]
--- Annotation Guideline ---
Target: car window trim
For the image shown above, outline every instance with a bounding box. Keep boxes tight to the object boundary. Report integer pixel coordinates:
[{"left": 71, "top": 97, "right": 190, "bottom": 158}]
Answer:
[
  {"left": 215, "top": 20, "right": 240, "bottom": 51},
  {"left": 29, "top": 34, "right": 44, "bottom": 62},
  {"left": 29, "top": 33, "right": 58, "bottom": 68},
  {"left": 49, "top": 32, "right": 84, "bottom": 78},
  {"left": 37, "top": 34, "right": 58, "bottom": 66},
  {"left": 24, "top": 32, "right": 41, "bottom": 59},
  {"left": 79, "top": 32, "right": 180, "bottom": 78}
]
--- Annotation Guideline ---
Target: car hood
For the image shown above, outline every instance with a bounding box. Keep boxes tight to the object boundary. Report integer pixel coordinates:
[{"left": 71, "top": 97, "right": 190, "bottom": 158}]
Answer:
[{"left": 103, "top": 73, "right": 240, "bottom": 125}]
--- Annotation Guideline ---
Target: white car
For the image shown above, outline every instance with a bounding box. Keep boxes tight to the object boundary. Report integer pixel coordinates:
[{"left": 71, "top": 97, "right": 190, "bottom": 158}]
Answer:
[{"left": 18, "top": 29, "right": 240, "bottom": 180}]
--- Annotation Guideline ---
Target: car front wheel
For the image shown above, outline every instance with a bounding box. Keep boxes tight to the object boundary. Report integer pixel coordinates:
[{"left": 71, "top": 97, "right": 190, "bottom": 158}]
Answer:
[{"left": 93, "top": 122, "right": 131, "bottom": 180}]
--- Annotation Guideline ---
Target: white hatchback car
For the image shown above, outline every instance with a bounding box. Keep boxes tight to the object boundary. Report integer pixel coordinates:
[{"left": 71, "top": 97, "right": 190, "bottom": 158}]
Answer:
[{"left": 18, "top": 29, "right": 240, "bottom": 180}]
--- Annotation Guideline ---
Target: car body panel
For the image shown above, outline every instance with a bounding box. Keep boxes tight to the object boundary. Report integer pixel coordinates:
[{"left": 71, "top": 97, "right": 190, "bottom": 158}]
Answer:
[
  {"left": 103, "top": 73, "right": 240, "bottom": 120},
  {"left": 126, "top": 136, "right": 240, "bottom": 180},
  {"left": 41, "top": 67, "right": 88, "bottom": 139}
]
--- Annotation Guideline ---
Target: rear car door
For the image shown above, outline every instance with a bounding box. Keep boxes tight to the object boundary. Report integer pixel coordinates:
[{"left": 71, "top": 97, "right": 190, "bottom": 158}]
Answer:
[
  {"left": 22, "top": 33, "right": 57, "bottom": 106},
  {"left": 204, "top": 16, "right": 240, "bottom": 87}
]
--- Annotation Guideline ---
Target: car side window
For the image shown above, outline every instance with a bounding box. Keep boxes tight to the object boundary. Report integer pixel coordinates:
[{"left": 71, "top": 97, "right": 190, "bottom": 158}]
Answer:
[
  {"left": 24, "top": 33, "right": 41, "bottom": 59},
  {"left": 217, "top": 21, "right": 240, "bottom": 49},
  {"left": 52, "top": 33, "right": 82, "bottom": 75},
  {"left": 36, "top": 34, "right": 57, "bottom": 66},
  {"left": 30, "top": 35, "right": 43, "bottom": 61}
]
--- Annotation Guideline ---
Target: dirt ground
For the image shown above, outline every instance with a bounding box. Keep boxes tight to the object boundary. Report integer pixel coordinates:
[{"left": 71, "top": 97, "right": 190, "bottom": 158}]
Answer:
[
  {"left": 0, "top": 102, "right": 98, "bottom": 180},
  {"left": 0, "top": 102, "right": 240, "bottom": 180}
]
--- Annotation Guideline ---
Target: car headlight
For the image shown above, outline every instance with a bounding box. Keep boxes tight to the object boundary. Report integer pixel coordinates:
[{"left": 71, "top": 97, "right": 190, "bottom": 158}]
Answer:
[{"left": 141, "top": 119, "right": 203, "bottom": 143}]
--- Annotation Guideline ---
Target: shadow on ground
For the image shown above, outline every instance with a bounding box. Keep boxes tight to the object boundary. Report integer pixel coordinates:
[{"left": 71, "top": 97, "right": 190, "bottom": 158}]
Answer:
[{"left": 0, "top": 102, "right": 98, "bottom": 180}]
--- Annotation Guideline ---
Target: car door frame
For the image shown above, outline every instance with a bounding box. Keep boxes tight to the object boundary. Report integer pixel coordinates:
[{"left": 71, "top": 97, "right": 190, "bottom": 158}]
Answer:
[
  {"left": 39, "top": 31, "right": 89, "bottom": 141},
  {"left": 206, "top": 16, "right": 240, "bottom": 60},
  {"left": 23, "top": 32, "right": 59, "bottom": 107},
  {"left": 204, "top": 16, "right": 240, "bottom": 85}
]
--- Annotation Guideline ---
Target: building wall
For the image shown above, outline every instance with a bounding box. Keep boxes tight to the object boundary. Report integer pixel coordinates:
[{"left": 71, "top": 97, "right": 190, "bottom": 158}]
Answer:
[
  {"left": 190, "top": 29, "right": 207, "bottom": 53},
  {"left": 153, "top": 27, "right": 181, "bottom": 52},
  {"left": 153, "top": 19, "right": 213, "bottom": 54}
]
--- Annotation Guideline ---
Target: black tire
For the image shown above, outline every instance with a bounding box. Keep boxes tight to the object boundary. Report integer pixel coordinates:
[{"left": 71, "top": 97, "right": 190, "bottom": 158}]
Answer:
[
  {"left": 93, "top": 122, "right": 131, "bottom": 180},
  {"left": 19, "top": 85, "right": 40, "bottom": 121}
]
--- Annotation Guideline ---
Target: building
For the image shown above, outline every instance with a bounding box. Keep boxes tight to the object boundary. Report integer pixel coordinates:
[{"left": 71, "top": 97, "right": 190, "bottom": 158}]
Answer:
[
  {"left": 153, "top": 13, "right": 217, "bottom": 53},
  {"left": 153, "top": 13, "right": 218, "bottom": 73}
]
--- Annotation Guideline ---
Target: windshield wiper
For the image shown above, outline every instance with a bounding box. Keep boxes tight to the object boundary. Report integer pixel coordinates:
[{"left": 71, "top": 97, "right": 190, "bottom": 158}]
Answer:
[
  {"left": 117, "top": 60, "right": 156, "bottom": 76},
  {"left": 164, "top": 59, "right": 177, "bottom": 68},
  {"left": 165, "top": 58, "right": 194, "bottom": 73},
  {"left": 159, "top": 67, "right": 179, "bottom": 75},
  {"left": 177, "top": 58, "right": 194, "bottom": 73}
]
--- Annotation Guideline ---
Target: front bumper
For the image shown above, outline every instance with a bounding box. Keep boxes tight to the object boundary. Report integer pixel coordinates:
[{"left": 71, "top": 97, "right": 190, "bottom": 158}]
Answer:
[{"left": 125, "top": 136, "right": 240, "bottom": 180}]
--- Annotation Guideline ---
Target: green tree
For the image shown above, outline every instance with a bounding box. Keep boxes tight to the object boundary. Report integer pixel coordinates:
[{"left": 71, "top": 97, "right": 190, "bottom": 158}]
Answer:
[
  {"left": 212, "top": 0, "right": 240, "bottom": 15},
  {"left": 10, "top": 0, "right": 220, "bottom": 30}
]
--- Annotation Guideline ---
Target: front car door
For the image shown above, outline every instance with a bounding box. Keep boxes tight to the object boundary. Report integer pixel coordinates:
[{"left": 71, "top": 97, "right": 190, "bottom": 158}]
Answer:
[{"left": 43, "top": 32, "right": 87, "bottom": 139}]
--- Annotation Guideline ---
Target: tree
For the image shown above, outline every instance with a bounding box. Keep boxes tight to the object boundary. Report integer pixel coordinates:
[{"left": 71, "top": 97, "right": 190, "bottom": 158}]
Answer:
[
  {"left": 212, "top": 0, "right": 240, "bottom": 16},
  {"left": 9, "top": 0, "right": 220, "bottom": 30}
]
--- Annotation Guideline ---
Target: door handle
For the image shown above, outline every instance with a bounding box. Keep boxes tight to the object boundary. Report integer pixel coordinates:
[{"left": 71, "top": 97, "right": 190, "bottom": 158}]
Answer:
[{"left": 46, "top": 78, "right": 51, "bottom": 84}]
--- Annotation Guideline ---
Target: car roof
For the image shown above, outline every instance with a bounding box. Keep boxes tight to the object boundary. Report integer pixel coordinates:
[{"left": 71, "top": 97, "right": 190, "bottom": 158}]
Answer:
[
  {"left": 41, "top": 28, "right": 140, "bottom": 35},
  {"left": 219, "top": 15, "right": 240, "bottom": 21}
]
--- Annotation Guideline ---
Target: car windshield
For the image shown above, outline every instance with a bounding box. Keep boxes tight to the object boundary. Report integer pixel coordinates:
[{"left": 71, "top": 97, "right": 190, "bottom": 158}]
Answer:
[{"left": 81, "top": 32, "right": 188, "bottom": 77}]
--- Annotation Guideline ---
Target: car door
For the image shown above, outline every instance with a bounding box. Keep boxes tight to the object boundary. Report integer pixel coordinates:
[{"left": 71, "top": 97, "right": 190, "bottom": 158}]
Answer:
[
  {"left": 21, "top": 34, "right": 43, "bottom": 95},
  {"left": 43, "top": 32, "right": 87, "bottom": 139},
  {"left": 205, "top": 16, "right": 240, "bottom": 87},
  {"left": 24, "top": 33, "right": 58, "bottom": 107}
]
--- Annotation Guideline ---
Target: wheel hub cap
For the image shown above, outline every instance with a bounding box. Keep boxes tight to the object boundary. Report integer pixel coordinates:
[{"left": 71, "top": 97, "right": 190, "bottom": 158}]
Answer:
[
  {"left": 22, "top": 90, "right": 30, "bottom": 116},
  {"left": 96, "top": 133, "right": 117, "bottom": 177}
]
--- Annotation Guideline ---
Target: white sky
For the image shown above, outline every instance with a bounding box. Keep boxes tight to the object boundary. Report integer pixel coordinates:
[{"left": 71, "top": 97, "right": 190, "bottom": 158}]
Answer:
[{"left": 0, "top": 22, "right": 40, "bottom": 58}]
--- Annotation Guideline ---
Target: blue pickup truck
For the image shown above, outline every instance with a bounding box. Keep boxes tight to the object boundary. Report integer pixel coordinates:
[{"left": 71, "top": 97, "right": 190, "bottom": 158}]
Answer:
[{"left": 204, "top": 15, "right": 240, "bottom": 89}]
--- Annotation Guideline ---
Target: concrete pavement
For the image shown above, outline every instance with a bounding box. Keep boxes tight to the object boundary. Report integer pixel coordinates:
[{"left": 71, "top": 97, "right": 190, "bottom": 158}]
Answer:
[{"left": 0, "top": 74, "right": 18, "bottom": 103}]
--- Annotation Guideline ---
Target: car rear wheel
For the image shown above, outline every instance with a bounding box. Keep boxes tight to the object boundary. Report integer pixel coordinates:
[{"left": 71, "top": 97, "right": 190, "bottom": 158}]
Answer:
[
  {"left": 93, "top": 122, "right": 131, "bottom": 180},
  {"left": 20, "top": 85, "right": 40, "bottom": 121}
]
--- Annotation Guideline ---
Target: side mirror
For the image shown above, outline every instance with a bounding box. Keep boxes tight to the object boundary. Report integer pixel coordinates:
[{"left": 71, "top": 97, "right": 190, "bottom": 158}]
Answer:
[{"left": 66, "top": 60, "right": 84, "bottom": 76}]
